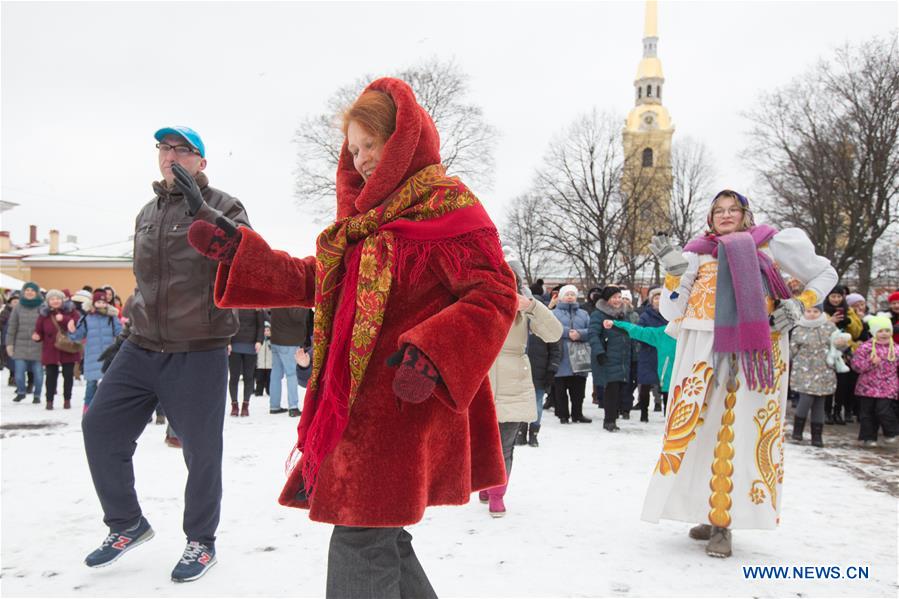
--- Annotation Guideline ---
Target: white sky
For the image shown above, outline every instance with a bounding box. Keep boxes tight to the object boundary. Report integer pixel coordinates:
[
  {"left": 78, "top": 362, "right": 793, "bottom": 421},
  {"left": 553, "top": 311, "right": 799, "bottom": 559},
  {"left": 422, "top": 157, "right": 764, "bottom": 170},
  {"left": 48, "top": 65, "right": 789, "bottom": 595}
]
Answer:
[{"left": 2, "top": 1, "right": 896, "bottom": 259}]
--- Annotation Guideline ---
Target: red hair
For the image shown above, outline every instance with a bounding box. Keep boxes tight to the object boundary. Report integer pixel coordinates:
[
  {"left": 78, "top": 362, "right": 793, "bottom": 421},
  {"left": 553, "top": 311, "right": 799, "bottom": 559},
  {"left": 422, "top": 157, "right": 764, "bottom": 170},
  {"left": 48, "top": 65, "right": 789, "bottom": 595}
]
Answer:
[{"left": 341, "top": 90, "right": 397, "bottom": 141}]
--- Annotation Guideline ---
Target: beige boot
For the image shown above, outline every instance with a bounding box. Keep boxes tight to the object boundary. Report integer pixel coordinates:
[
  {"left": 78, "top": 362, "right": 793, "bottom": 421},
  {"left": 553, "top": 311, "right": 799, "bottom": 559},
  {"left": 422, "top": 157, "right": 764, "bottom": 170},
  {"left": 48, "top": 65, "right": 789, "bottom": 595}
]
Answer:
[
  {"left": 706, "top": 527, "right": 732, "bottom": 558},
  {"left": 689, "top": 523, "right": 712, "bottom": 540}
]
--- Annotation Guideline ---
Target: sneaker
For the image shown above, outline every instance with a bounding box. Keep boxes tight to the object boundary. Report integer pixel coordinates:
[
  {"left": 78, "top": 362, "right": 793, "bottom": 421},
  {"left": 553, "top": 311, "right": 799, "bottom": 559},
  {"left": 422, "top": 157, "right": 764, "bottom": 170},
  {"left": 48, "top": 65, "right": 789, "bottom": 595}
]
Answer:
[
  {"left": 478, "top": 490, "right": 489, "bottom": 504},
  {"left": 883, "top": 436, "right": 898, "bottom": 445},
  {"left": 270, "top": 408, "right": 287, "bottom": 414},
  {"left": 32, "top": 396, "right": 40, "bottom": 404},
  {"left": 288, "top": 408, "right": 301, "bottom": 417},
  {"left": 12, "top": 393, "right": 25, "bottom": 402},
  {"left": 84, "top": 517, "right": 154, "bottom": 568},
  {"left": 171, "top": 541, "right": 217, "bottom": 583},
  {"left": 862, "top": 440, "right": 879, "bottom": 448}
]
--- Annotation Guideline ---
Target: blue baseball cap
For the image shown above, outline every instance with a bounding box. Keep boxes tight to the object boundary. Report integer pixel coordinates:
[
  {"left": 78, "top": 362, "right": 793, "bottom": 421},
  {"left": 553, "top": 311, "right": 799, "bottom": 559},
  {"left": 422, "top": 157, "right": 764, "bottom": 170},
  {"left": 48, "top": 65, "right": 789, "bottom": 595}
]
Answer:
[{"left": 154, "top": 126, "right": 205, "bottom": 158}]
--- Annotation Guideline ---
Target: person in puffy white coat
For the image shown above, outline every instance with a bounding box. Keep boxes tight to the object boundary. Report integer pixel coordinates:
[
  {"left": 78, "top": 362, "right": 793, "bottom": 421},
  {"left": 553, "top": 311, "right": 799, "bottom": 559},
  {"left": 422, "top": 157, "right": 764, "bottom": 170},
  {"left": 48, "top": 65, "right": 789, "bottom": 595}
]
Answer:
[{"left": 484, "top": 291, "right": 562, "bottom": 517}]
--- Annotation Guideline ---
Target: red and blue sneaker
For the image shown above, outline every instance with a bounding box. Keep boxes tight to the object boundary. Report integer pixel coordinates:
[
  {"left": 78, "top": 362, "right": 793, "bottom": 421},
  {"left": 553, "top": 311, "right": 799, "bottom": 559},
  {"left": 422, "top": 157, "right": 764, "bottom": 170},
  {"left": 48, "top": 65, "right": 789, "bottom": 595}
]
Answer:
[
  {"left": 171, "top": 541, "right": 217, "bottom": 583},
  {"left": 84, "top": 516, "right": 154, "bottom": 568}
]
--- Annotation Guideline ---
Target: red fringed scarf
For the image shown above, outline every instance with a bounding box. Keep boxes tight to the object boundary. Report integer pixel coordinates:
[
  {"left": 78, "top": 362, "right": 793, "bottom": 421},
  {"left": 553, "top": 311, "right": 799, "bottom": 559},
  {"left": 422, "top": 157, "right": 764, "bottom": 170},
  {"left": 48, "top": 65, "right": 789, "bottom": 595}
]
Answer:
[{"left": 292, "top": 164, "right": 500, "bottom": 496}]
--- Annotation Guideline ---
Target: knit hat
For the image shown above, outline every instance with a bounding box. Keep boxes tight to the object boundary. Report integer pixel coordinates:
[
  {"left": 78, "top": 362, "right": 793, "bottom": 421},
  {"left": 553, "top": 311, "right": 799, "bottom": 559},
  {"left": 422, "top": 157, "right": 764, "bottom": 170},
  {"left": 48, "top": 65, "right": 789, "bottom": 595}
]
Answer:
[
  {"left": 92, "top": 291, "right": 108, "bottom": 303},
  {"left": 558, "top": 284, "right": 578, "bottom": 298},
  {"left": 648, "top": 288, "right": 663, "bottom": 301},
  {"left": 846, "top": 293, "right": 865, "bottom": 306},
  {"left": 866, "top": 313, "right": 893, "bottom": 335},
  {"left": 22, "top": 281, "right": 40, "bottom": 294},
  {"left": 600, "top": 285, "right": 621, "bottom": 301},
  {"left": 620, "top": 289, "right": 633, "bottom": 302},
  {"left": 829, "top": 284, "right": 847, "bottom": 297},
  {"left": 45, "top": 289, "right": 66, "bottom": 302},
  {"left": 71, "top": 290, "right": 92, "bottom": 304},
  {"left": 889, "top": 290, "right": 899, "bottom": 304}
]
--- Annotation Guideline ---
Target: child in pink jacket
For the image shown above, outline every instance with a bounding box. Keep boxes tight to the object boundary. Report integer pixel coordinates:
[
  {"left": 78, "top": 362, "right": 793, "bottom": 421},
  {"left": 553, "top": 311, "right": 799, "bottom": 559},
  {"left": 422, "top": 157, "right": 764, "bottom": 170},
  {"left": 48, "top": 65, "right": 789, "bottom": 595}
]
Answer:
[{"left": 851, "top": 314, "right": 898, "bottom": 447}]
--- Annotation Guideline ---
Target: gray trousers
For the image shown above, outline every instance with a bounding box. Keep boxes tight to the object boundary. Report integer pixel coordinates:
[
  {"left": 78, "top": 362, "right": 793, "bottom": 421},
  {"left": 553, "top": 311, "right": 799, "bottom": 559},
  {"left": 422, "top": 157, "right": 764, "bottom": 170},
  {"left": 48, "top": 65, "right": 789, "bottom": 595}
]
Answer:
[
  {"left": 326, "top": 526, "right": 437, "bottom": 599},
  {"left": 796, "top": 393, "right": 827, "bottom": 424},
  {"left": 82, "top": 340, "right": 227, "bottom": 545},
  {"left": 498, "top": 421, "right": 521, "bottom": 477}
]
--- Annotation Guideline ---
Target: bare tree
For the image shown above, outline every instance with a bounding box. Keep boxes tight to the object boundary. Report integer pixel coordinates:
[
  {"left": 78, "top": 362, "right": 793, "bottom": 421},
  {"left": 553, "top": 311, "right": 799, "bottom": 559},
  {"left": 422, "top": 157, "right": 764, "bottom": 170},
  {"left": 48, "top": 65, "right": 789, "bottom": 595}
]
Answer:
[
  {"left": 745, "top": 34, "right": 899, "bottom": 295},
  {"left": 502, "top": 192, "right": 551, "bottom": 284},
  {"left": 293, "top": 58, "right": 498, "bottom": 222},
  {"left": 669, "top": 136, "right": 716, "bottom": 246}
]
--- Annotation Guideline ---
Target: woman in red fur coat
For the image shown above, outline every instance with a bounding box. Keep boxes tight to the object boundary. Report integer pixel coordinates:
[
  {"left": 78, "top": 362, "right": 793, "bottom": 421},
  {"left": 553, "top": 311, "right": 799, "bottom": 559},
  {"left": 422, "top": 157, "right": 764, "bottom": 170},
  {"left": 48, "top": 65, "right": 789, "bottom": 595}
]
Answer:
[{"left": 185, "top": 78, "right": 517, "bottom": 597}]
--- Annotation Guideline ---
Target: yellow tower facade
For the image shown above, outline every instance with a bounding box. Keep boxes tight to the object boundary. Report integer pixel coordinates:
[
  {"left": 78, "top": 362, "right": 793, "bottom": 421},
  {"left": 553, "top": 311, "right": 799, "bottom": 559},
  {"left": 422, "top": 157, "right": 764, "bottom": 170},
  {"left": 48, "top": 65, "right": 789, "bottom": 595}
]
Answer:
[{"left": 622, "top": 0, "right": 674, "bottom": 239}]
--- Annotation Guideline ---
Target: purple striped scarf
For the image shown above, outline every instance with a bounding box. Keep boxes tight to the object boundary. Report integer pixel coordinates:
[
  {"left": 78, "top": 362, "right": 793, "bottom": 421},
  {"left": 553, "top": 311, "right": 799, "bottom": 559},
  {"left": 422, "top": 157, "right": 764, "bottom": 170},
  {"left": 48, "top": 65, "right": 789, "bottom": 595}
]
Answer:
[{"left": 684, "top": 225, "right": 791, "bottom": 390}]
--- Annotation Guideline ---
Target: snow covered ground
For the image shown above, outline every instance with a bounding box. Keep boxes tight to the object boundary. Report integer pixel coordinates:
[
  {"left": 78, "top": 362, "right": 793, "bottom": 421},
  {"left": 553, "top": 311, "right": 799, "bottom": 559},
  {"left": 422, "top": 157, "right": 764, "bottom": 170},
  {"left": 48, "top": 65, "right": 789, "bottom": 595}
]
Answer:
[{"left": 2, "top": 380, "right": 897, "bottom": 598}]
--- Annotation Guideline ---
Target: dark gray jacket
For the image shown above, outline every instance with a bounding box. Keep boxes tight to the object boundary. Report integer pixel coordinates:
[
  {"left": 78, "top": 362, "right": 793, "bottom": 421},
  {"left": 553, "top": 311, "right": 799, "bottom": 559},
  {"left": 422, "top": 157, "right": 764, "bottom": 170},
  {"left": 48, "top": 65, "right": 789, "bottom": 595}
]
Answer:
[{"left": 6, "top": 304, "right": 42, "bottom": 362}]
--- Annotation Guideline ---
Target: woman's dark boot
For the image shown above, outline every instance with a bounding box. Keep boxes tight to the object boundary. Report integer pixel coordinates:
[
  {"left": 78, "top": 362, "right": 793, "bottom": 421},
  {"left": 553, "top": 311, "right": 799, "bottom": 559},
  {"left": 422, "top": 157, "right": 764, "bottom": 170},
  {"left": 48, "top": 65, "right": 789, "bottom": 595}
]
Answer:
[
  {"left": 811, "top": 423, "right": 824, "bottom": 447},
  {"left": 514, "top": 422, "right": 528, "bottom": 446},
  {"left": 791, "top": 417, "right": 806, "bottom": 443},
  {"left": 230, "top": 401, "right": 239, "bottom": 417},
  {"left": 528, "top": 423, "right": 540, "bottom": 447}
]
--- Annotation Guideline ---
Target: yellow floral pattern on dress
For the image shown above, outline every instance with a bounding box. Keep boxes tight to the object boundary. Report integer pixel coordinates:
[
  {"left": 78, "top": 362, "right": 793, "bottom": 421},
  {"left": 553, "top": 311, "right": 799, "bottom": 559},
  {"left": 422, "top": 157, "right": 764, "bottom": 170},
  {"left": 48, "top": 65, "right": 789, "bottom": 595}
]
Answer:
[
  {"left": 656, "top": 361, "right": 715, "bottom": 475},
  {"left": 684, "top": 262, "right": 717, "bottom": 321},
  {"left": 750, "top": 333, "right": 787, "bottom": 510}
]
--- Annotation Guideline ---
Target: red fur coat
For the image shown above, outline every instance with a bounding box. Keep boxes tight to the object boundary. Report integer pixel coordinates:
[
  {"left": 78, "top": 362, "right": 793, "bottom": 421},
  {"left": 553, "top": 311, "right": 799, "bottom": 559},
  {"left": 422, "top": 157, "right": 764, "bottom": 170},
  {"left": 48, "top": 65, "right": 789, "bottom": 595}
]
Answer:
[{"left": 211, "top": 78, "right": 517, "bottom": 527}]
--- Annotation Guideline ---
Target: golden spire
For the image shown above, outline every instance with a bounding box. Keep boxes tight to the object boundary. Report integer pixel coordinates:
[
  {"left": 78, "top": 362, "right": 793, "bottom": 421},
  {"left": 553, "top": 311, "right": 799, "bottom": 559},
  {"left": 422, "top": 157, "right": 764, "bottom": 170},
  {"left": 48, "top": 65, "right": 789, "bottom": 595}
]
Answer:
[{"left": 644, "top": 0, "right": 658, "bottom": 38}]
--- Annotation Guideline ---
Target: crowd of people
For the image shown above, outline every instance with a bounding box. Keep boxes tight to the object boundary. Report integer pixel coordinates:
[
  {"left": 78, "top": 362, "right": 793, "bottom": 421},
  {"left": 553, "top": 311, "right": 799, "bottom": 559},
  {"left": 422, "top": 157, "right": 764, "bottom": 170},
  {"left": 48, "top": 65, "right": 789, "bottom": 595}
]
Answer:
[{"left": 1, "top": 75, "right": 897, "bottom": 594}]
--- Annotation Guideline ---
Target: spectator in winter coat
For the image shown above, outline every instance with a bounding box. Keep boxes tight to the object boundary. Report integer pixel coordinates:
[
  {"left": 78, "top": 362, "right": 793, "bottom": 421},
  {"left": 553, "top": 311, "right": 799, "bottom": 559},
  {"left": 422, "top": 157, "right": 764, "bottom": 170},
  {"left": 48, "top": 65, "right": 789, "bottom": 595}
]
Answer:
[
  {"left": 847, "top": 293, "right": 872, "bottom": 343},
  {"left": 80, "top": 125, "right": 252, "bottom": 582},
  {"left": 6, "top": 282, "right": 43, "bottom": 403},
  {"left": 635, "top": 288, "right": 667, "bottom": 415},
  {"left": 888, "top": 290, "right": 899, "bottom": 344},
  {"left": 589, "top": 286, "right": 633, "bottom": 432},
  {"left": 484, "top": 288, "right": 562, "bottom": 517},
  {"left": 551, "top": 285, "right": 593, "bottom": 424},
  {"left": 789, "top": 304, "right": 838, "bottom": 447},
  {"left": 1, "top": 292, "right": 18, "bottom": 381},
  {"left": 255, "top": 321, "right": 273, "bottom": 396},
  {"left": 228, "top": 309, "right": 264, "bottom": 417},
  {"left": 582, "top": 287, "right": 602, "bottom": 315},
  {"left": 67, "top": 291, "right": 122, "bottom": 411},
  {"left": 32, "top": 289, "right": 81, "bottom": 410},
  {"left": 526, "top": 324, "right": 562, "bottom": 446},
  {"left": 603, "top": 316, "right": 676, "bottom": 416},
  {"left": 851, "top": 314, "right": 898, "bottom": 446},
  {"left": 823, "top": 284, "right": 863, "bottom": 424},
  {"left": 269, "top": 307, "right": 311, "bottom": 417}
]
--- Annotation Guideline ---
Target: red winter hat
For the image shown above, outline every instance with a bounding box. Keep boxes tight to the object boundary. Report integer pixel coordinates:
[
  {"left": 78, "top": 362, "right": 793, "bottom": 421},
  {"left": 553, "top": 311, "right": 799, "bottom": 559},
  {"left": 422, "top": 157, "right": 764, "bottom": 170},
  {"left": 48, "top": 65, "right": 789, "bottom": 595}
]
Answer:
[
  {"left": 335, "top": 77, "right": 441, "bottom": 219},
  {"left": 92, "top": 291, "right": 107, "bottom": 303},
  {"left": 889, "top": 290, "right": 899, "bottom": 303}
]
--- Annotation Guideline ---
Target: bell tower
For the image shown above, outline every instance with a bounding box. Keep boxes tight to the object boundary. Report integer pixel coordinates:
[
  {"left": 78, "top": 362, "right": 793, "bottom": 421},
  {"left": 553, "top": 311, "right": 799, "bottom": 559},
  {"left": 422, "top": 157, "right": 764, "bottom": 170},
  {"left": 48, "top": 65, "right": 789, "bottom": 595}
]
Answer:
[{"left": 622, "top": 0, "right": 674, "bottom": 239}]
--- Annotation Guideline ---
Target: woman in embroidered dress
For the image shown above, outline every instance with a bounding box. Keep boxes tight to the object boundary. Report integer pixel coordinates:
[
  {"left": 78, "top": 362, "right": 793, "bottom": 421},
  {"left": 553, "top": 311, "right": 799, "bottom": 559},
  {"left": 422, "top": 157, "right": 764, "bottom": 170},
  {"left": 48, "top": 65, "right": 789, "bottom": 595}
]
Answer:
[
  {"left": 641, "top": 190, "right": 837, "bottom": 558},
  {"left": 183, "top": 78, "right": 517, "bottom": 597}
]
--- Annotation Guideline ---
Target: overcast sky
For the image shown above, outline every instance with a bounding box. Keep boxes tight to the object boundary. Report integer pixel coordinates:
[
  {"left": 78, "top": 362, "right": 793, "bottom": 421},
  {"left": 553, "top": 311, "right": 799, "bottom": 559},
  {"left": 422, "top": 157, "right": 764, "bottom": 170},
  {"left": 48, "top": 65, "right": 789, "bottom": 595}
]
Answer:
[{"left": 2, "top": 1, "right": 895, "bottom": 259}]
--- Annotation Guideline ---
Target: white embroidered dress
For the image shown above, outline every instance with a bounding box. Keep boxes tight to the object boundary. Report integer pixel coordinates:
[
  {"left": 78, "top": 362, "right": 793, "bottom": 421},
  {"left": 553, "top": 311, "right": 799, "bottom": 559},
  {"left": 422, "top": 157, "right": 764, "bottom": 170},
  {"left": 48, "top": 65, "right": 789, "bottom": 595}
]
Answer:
[{"left": 640, "top": 228, "right": 837, "bottom": 530}]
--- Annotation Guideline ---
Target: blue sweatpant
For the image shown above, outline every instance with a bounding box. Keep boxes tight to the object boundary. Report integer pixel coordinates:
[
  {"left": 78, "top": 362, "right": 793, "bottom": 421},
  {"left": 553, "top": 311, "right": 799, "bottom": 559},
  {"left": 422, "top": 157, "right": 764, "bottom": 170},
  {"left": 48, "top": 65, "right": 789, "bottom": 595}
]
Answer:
[{"left": 82, "top": 340, "right": 227, "bottom": 545}]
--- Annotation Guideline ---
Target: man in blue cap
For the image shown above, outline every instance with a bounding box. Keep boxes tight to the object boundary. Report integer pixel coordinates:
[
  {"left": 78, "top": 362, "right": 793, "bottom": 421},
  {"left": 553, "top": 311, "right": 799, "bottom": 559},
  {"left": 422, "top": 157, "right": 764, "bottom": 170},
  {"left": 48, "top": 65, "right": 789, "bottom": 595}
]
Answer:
[{"left": 81, "top": 126, "right": 251, "bottom": 583}]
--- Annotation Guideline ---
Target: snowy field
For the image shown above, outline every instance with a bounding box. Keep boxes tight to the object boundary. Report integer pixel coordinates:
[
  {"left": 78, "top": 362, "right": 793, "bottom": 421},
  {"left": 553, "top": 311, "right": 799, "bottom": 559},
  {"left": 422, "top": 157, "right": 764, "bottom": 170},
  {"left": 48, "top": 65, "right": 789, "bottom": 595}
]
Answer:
[{"left": 2, "top": 379, "right": 897, "bottom": 598}]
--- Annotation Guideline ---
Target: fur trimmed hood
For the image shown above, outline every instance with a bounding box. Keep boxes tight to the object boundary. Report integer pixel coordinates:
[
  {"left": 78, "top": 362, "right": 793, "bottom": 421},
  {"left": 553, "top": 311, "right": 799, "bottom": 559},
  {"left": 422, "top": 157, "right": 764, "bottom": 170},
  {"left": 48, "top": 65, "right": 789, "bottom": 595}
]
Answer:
[{"left": 336, "top": 77, "right": 442, "bottom": 219}]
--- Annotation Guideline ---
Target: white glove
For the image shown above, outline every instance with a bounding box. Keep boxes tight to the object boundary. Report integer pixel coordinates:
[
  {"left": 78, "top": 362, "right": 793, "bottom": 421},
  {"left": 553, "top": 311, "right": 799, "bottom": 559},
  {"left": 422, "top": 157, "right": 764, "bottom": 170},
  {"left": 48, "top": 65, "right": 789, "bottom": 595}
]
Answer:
[
  {"left": 771, "top": 298, "right": 804, "bottom": 332},
  {"left": 649, "top": 234, "right": 689, "bottom": 276}
]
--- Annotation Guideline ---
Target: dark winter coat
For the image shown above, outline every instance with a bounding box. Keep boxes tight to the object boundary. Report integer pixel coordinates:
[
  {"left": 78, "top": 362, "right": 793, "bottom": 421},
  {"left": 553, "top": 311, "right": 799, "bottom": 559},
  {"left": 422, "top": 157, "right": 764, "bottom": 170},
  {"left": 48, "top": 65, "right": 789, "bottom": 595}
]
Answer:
[
  {"left": 270, "top": 307, "right": 312, "bottom": 347},
  {"left": 581, "top": 288, "right": 602, "bottom": 315},
  {"left": 6, "top": 303, "right": 42, "bottom": 362},
  {"left": 588, "top": 299, "right": 632, "bottom": 387},
  {"left": 551, "top": 302, "right": 591, "bottom": 378},
  {"left": 128, "top": 172, "right": 251, "bottom": 353},
  {"left": 68, "top": 307, "right": 123, "bottom": 380},
  {"left": 231, "top": 309, "right": 265, "bottom": 346},
  {"left": 635, "top": 306, "right": 667, "bottom": 384},
  {"left": 527, "top": 333, "right": 562, "bottom": 392},
  {"left": 34, "top": 302, "right": 81, "bottom": 365}
]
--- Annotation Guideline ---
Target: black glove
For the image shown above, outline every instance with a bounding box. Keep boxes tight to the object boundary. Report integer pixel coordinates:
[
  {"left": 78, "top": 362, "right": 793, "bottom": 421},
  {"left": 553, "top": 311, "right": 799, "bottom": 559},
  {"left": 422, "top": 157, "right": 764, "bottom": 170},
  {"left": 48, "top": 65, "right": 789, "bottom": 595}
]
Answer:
[
  {"left": 172, "top": 163, "right": 238, "bottom": 236},
  {"left": 98, "top": 336, "right": 124, "bottom": 374}
]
